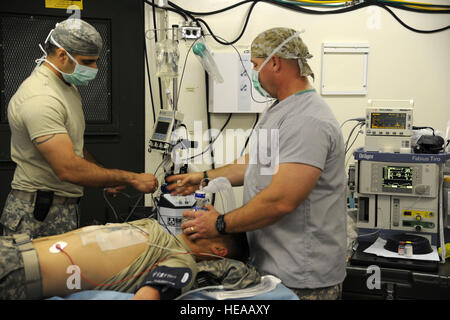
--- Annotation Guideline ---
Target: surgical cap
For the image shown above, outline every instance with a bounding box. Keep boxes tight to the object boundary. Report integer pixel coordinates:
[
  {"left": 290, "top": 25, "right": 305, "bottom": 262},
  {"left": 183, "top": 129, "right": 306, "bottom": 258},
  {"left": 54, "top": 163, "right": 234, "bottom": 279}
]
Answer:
[
  {"left": 251, "top": 27, "right": 314, "bottom": 79},
  {"left": 50, "top": 18, "right": 103, "bottom": 56}
]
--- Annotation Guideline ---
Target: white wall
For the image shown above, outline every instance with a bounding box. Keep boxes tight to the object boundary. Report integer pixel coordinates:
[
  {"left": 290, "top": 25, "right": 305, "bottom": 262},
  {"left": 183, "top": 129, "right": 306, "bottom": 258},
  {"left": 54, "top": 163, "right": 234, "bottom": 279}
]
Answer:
[{"left": 144, "top": 1, "right": 450, "bottom": 208}]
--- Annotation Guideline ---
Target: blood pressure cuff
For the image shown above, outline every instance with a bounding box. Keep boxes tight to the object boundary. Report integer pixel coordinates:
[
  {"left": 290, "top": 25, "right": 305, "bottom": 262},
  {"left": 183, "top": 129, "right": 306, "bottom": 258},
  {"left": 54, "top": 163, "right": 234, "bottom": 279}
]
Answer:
[{"left": 137, "top": 266, "right": 193, "bottom": 300}]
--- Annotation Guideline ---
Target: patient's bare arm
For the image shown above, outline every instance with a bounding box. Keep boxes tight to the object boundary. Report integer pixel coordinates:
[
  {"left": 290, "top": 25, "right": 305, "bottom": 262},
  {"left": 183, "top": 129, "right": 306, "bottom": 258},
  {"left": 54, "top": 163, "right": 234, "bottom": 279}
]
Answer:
[{"left": 132, "top": 286, "right": 161, "bottom": 300}]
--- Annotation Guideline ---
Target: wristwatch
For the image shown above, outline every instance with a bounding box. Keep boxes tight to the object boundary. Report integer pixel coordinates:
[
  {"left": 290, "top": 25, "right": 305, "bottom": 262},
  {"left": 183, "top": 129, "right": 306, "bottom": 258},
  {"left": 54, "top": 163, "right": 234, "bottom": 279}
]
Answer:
[
  {"left": 202, "top": 171, "right": 210, "bottom": 186},
  {"left": 215, "top": 214, "right": 227, "bottom": 235}
]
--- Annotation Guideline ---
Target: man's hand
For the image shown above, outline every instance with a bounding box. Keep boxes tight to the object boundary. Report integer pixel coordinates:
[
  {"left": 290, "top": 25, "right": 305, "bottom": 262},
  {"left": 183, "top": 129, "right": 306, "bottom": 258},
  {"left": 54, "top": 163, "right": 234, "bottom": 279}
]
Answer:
[
  {"left": 129, "top": 173, "right": 159, "bottom": 194},
  {"left": 166, "top": 172, "right": 204, "bottom": 196},
  {"left": 33, "top": 133, "right": 159, "bottom": 192},
  {"left": 181, "top": 204, "right": 220, "bottom": 240}
]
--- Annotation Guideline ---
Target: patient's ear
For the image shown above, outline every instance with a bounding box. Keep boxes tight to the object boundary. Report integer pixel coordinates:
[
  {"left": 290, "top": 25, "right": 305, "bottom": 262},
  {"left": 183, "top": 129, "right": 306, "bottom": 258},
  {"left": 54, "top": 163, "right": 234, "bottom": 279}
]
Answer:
[{"left": 211, "top": 246, "right": 228, "bottom": 257}]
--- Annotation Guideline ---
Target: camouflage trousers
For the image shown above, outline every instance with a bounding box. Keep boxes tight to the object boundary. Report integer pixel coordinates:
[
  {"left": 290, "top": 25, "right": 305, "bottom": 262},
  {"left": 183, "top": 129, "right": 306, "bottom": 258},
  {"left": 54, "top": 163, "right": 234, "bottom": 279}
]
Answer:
[
  {"left": 194, "top": 258, "right": 261, "bottom": 290},
  {"left": 0, "top": 236, "right": 33, "bottom": 299},
  {"left": 287, "top": 283, "right": 343, "bottom": 300},
  {"left": 0, "top": 191, "right": 80, "bottom": 238}
]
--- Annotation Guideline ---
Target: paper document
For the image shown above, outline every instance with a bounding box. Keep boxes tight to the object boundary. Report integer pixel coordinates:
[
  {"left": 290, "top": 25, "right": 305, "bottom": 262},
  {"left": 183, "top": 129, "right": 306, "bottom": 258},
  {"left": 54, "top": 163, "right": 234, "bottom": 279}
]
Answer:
[{"left": 363, "top": 237, "right": 440, "bottom": 262}]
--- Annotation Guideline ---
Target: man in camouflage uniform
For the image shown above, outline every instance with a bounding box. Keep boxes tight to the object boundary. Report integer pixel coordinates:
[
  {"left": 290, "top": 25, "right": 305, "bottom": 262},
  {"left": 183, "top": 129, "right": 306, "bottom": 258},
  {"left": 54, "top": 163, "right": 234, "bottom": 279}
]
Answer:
[{"left": 1, "top": 19, "right": 158, "bottom": 238}]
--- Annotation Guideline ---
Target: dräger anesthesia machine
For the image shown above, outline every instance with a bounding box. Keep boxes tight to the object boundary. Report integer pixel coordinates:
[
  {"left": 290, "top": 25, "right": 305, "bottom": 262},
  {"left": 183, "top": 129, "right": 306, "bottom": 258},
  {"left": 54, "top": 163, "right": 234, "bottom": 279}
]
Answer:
[{"left": 350, "top": 101, "right": 450, "bottom": 272}]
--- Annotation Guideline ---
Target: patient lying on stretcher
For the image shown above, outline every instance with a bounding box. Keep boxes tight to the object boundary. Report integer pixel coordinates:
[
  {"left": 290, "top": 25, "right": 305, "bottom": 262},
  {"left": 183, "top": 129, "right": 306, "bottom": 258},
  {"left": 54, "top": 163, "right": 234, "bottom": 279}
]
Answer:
[{"left": 0, "top": 218, "right": 248, "bottom": 300}]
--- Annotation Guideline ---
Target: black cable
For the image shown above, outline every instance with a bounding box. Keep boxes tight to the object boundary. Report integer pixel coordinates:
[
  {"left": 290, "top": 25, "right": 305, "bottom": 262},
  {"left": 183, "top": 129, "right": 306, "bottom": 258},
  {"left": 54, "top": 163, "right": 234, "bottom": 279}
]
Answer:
[
  {"left": 379, "top": 3, "right": 450, "bottom": 33},
  {"left": 148, "top": 0, "right": 165, "bottom": 110},
  {"left": 346, "top": 123, "right": 365, "bottom": 154},
  {"left": 205, "top": 71, "right": 215, "bottom": 169},
  {"left": 168, "top": 0, "right": 449, "bottom": 36},
  {"left": 380, "top": 1, "right": 450, "bottom": 13},
  {"left": 168, "top": 0, "right": 257, "bottom": 16},
  {"left": 381, "top": 0, "right": 450, "bottom": 9},
  {"left": 413, "top": 126, "right": 435, "bottom": 135},
  {"left": 204, "top": 71, "right": 217, "bottom": 206},
  {"left": 195, "top": 1, "right": 259, "bottom": 45},
  {"left": 142, "top": 1, "right": 157, "bottom": 125},
  {"left": 176, "top": 37, "right": 202, "bottom": 104},
  {"left": 345, "top": 121, "right": 364, "bottom": 154},
  {"left": 240, "top": 113, "right": 259, "bottom": 157},
  {"left": 215, "top": 34, "right": 270, "bottom": 104},
  {"left": 144, "top": 0, "right": 189, "bottom": 21},
  {"left": 187, "top": 113, "right": 233, "bottom": 161},
  {"left": 144, "top": 42, "right": 156, "bottom": 124},
  {"left": 170, "top": 0, "right": 449, "bottom": 15}
]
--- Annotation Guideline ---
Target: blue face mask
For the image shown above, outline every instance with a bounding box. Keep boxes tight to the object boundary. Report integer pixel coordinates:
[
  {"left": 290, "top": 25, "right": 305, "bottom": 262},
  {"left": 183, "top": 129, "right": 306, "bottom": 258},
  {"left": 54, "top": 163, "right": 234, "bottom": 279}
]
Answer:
[
  {"left": 251, "top": 31, "right": 302, "bottom": 99},
  {"left": 36, "top": 33, "right": 98, "bottom": 86}
]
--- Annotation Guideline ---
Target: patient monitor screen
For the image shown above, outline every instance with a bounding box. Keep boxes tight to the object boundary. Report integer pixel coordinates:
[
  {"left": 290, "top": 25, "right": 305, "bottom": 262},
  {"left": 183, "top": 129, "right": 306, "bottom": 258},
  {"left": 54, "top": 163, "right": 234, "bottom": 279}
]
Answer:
[
  {"left": 382, "top": 166, "right": 413, "bottom": 191},
  {"left": 154, "top": 121, "right": 170, "bottom": 135},
  {"left": 371, "top": 112, "right": 406, "bottom": 129}
]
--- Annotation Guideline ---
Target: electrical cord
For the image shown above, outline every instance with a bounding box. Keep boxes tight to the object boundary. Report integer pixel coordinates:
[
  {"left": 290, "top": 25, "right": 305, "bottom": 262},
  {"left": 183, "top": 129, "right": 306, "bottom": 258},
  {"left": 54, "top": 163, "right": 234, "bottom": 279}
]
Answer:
[
  {"left": 379, "top": 4, "right": 450, "bottom": 33},
  {"left": 213, "top": 34, "right": 272, "bottom": 104},
  {"left": 340, "top": 117, "right": 366, "bottom": 129},
  {"left": 184, "top": 113, "right": 233, "bottom": 161},
  {"left": 167, "top": 0, "right": 449, "bottom": 36},
  {"left": 344, "top": 121, "right": 365, "bottom": 155},
  {"left": 240, "top": 113, "right": 259, "bottom": 157},
  {"left": 413, "top": 126, "right": 435, "bottom": 135},
  {"left": 194, "top": 1, "right": 259, "bottom": 46},
  {"left": 144, "top": 42, "right": 156, "bottom": 124},
  {"left": 345, "top": 122, "right": 365, "bottom": 154},
  {"left": 177, "top": 32, "right": 270, "bottom": 105},
  {"left": 103, "top": 189, "right": 144, "bottom": 223},
  {"left": 147, "top": 0, "right": 164, "bottom": 110},
  {"left": 144, "top": 0, "right": 190, "bottom": 21}
]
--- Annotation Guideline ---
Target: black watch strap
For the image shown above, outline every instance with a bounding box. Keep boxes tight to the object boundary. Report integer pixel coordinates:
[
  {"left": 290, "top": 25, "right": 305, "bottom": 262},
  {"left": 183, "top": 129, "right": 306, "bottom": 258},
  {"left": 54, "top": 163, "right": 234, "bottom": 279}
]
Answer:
[
  {"left": 216, "top": 214, "right": 227, "bottom": 235},
  {"left": 203, "top": 171, "right": 209, "bottom": 186}
]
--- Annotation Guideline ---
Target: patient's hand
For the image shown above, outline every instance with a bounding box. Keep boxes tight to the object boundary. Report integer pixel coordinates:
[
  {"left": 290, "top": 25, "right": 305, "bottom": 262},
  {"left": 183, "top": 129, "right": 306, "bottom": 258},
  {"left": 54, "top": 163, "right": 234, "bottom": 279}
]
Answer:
[{"left": 132, "top": 286, "right": 161, "bottom": 300}]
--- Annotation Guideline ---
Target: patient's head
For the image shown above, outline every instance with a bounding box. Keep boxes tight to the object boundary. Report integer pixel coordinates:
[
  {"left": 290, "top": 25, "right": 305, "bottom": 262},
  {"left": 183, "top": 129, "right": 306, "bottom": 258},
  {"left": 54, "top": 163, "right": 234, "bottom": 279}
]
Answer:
[{"left": 184, "top": 233, "right": 249, "bottom": 262}]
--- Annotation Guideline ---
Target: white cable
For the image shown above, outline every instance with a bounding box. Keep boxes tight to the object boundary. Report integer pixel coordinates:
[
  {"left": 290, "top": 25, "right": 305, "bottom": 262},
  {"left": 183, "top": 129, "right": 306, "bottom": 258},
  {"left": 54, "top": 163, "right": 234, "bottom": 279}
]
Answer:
[
  {"left": 103, "top": 189, "right": 121, "bottom": 222},
  {"left": 357, "top": 229, "right": 381, "bottom": 238},
  {"left": 439, "top": 166, "right": 446, "bottom": 263},
  {"left": 174, "top": 285, "right": 224, "bottom": 300},
  {"left": 124, "top": 193, "right": 144, "bottom": 222},
  {"left": 103, "top": 189, "right": 144, "bottom": 223}
]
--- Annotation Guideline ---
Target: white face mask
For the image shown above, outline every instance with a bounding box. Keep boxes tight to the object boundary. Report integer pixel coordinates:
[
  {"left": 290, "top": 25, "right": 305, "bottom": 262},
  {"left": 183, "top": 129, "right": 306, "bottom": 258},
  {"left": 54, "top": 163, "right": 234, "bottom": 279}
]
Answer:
[{"left": 251, "top": 30, "right": 302, "bottom": 99}]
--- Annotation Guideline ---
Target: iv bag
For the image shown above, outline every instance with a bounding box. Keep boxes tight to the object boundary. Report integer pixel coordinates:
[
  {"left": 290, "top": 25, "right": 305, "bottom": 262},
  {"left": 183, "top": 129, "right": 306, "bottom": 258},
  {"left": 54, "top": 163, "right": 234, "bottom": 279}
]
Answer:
[{"left": 155, "top": 38, "right": 179, "bottom": 78}]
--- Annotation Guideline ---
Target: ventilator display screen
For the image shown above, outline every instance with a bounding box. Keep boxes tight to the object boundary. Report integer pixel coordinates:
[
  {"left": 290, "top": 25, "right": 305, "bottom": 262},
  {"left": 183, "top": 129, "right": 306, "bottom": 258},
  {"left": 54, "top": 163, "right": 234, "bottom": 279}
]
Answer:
[
  {"left": 154, "top": 121, "right": 170, "bottom": 135},
  {"left": 382, "top": 166, "right": 413, "bottom": 190},
  {"left": 371, "top": 112, "right": 406, "bottom": 129}
]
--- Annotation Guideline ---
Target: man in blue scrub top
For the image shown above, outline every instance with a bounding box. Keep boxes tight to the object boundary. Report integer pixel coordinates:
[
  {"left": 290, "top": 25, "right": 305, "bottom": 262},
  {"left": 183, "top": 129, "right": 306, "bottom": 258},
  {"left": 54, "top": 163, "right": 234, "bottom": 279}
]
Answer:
[{"left": 167, "top": 27, "right": 347, "bottom": 300}]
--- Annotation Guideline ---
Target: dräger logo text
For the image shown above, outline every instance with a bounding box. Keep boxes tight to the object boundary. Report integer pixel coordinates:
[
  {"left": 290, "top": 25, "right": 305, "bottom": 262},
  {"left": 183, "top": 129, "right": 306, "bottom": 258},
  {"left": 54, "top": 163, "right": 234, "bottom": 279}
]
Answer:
[{"left": 358, "top": 153, "right": 374, "bottom": 160}]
